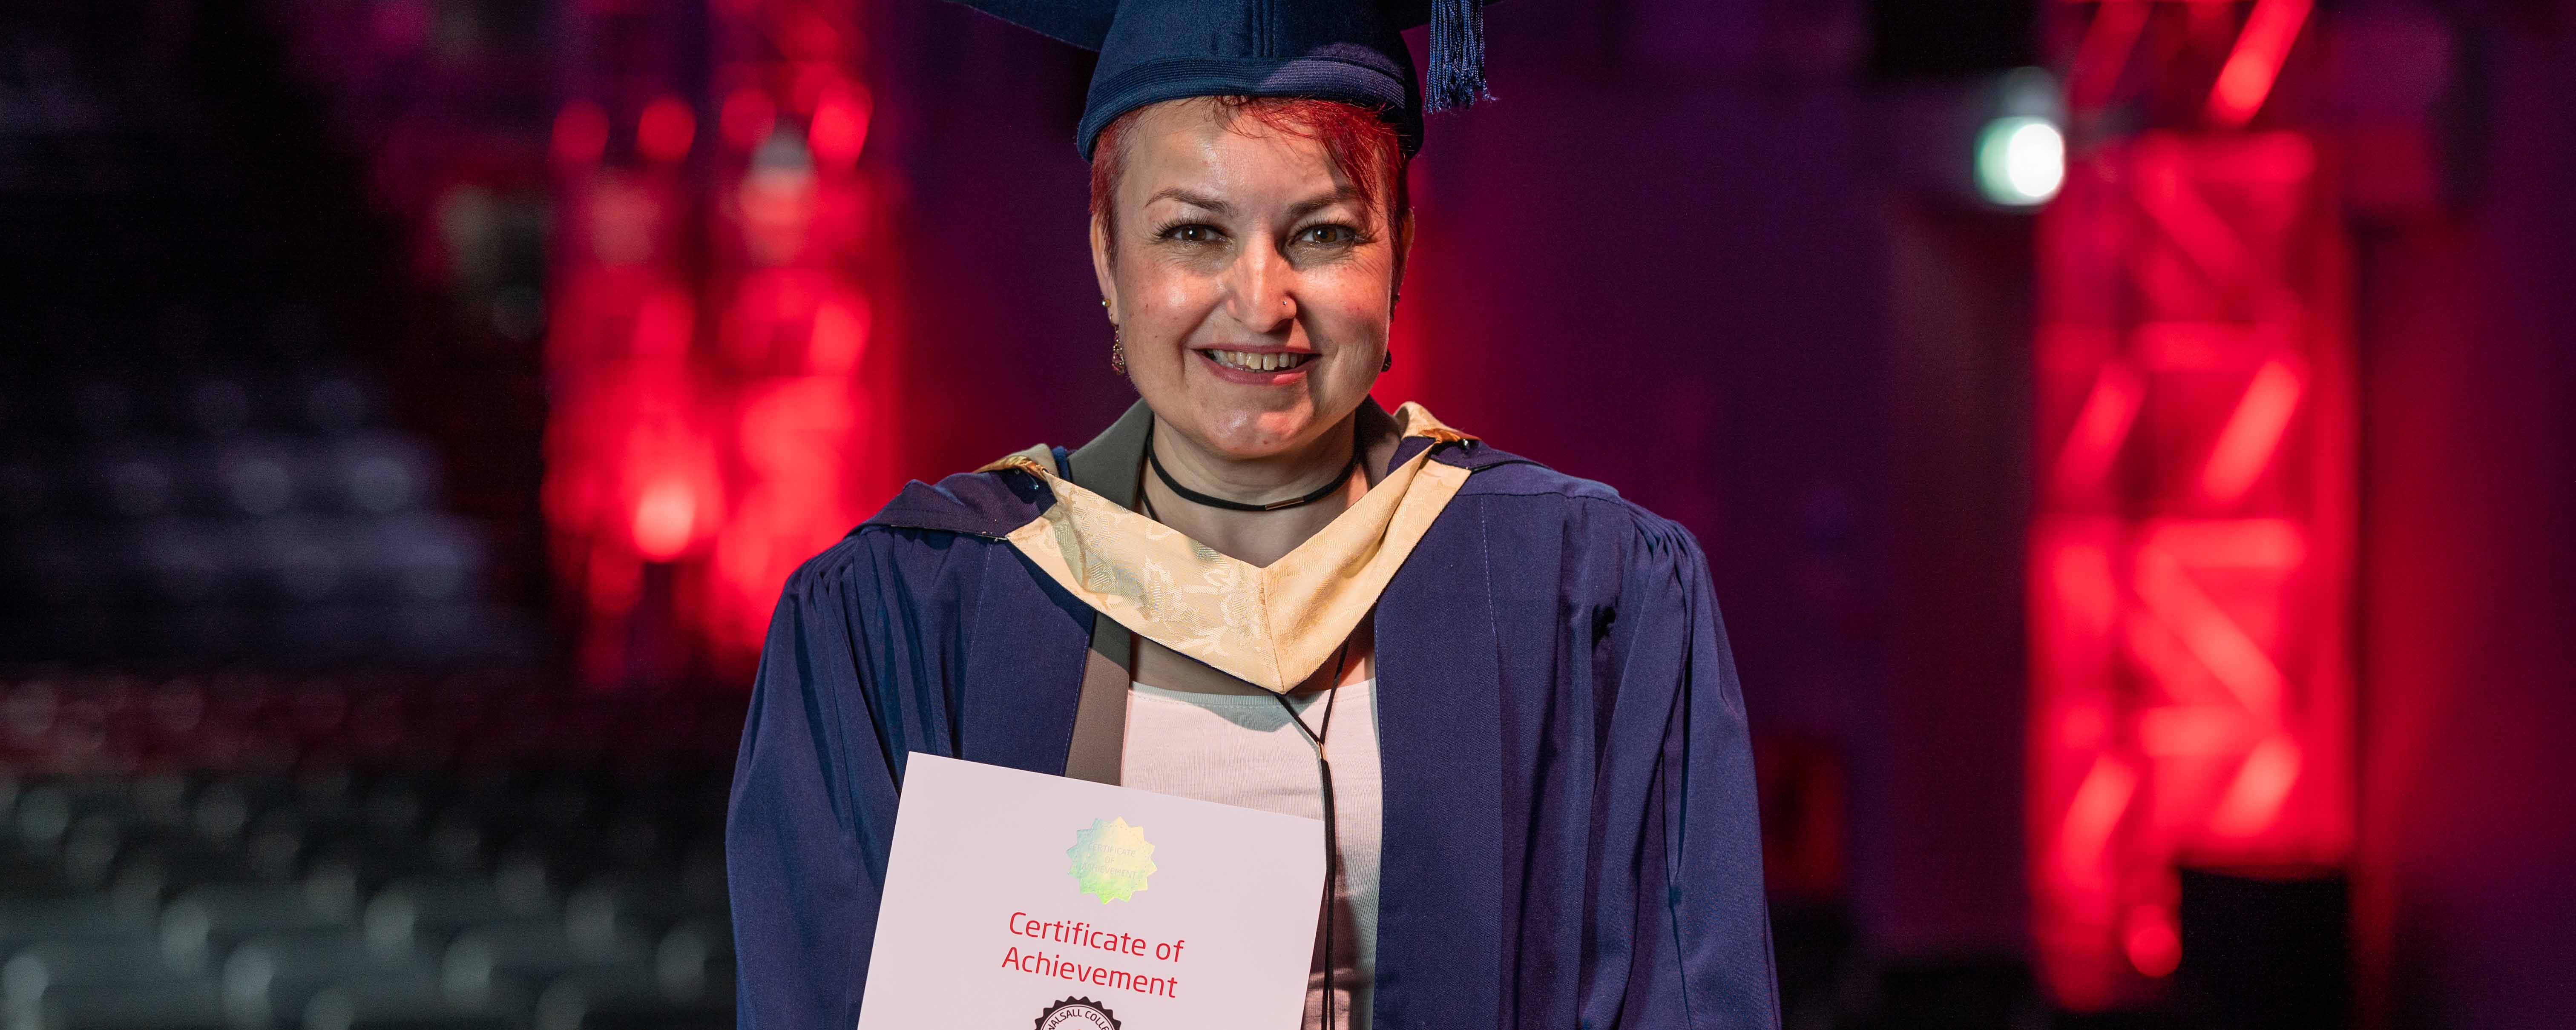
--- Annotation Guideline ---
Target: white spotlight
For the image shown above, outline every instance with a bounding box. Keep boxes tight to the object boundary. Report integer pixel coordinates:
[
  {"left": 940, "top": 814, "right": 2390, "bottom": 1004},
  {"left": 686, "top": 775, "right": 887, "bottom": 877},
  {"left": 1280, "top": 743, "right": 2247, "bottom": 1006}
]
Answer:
[{"left": 1976, "top": 116, "right": 2065, "bottom": 207}]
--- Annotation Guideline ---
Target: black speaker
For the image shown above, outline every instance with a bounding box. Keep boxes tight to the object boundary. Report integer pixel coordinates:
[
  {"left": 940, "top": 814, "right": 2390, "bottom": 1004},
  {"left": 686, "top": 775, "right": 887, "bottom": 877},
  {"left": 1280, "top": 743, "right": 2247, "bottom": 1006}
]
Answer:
[{"left": 2174, "top": 866, "right": 2349, "bottom": 1030}]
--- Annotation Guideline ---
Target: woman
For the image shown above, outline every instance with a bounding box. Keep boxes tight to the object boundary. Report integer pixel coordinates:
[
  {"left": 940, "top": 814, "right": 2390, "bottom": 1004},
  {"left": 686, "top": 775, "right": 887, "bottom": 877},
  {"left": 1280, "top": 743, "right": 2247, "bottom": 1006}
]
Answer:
[{"left": 727, "top": 0, "right": 1780, "bottom": 1027}]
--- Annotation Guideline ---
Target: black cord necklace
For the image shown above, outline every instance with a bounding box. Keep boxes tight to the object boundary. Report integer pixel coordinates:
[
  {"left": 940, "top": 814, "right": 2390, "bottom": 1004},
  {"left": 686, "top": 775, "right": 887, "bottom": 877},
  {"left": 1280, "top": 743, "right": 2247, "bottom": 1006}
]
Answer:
[
  {"left": 1145, "top": 419, "right": 1359, "bottom": 513},
  {"left": 1271, "top": 640, "right": 1351, "bottom": 1030}
]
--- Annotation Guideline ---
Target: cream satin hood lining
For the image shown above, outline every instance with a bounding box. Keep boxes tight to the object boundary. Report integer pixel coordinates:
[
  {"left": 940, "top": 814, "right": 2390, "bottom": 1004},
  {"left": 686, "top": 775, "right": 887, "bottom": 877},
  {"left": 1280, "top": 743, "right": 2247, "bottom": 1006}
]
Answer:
[{"left": 980, "top": 402, "right": 1472, "bottom": 693}]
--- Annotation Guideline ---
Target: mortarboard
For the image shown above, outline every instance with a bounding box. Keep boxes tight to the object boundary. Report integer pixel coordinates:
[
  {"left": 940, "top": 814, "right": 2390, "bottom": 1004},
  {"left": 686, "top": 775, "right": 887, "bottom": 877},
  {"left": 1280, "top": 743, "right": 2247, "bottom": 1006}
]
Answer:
[{"left": 945, "top": 0, "right": 1496, "bottom": 158}]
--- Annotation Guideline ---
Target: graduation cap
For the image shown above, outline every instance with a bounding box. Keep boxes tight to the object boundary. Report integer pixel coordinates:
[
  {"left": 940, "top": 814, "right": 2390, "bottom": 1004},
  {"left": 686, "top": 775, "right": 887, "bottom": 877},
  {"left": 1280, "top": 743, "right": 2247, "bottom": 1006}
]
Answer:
[{"left": 946, "top": 0, "right": 1497, "bottom": 158}]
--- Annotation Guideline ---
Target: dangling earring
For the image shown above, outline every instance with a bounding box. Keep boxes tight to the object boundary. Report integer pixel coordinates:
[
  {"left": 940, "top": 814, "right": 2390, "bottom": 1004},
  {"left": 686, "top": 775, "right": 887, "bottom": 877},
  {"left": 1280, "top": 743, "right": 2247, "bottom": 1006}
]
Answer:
[
  {"left": 1380, "top": 350, "right": 1393, "bottom": 372},
  {"left": 1102, "top": 298, "right": 1127, "bottom": 376}
]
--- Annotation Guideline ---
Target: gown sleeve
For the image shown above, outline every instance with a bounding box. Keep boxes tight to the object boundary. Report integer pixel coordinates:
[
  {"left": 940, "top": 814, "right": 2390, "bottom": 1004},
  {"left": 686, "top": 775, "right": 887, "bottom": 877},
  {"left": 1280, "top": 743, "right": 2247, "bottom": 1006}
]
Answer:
[
  {"left": 727, "top": 539, "right": 904, "bottom": 1030},
  {"left": 1607, "top": 518, "right": 1783, "bottom": 1029}
]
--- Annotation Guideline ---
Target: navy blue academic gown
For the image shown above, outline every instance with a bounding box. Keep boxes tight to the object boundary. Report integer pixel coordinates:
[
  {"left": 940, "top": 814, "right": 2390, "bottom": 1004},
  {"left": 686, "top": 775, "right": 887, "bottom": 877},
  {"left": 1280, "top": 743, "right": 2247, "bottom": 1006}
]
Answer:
[{"left": 726, "top": 436, "right": 1782, "bottom": 1030}]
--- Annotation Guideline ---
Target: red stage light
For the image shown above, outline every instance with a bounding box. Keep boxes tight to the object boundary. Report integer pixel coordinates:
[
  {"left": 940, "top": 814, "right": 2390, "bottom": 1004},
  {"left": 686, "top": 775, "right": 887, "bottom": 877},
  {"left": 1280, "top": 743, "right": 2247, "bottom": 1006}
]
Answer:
[
  {"left": 632, "top": 477, "right": 701, "bottom": 560},
  {"left": 2060, "top": 756, "right": 2139, "bottom": 889},
  {"left": 2122, "top": 903, "right": 2182, "bottom": 978},
  {"left": 2032, "top": 2, "right": 2351, "bottom": 1002},
  {"left": 2208, "top": 0, "right": 2312, "bottom": 128},
  {"left": 2208, "top": 734, "right": 2301, "bottom": 838},
  {"left": 549, "top": 0, "right": 899, "bottom": 684},
  {"left": 638, "top": 97, "right": 696, "bottom": 163},
  {"left": 2201, "top": 359, "right": 2302, "bottom": 504},
  {"left": 808, "top": 84, "right": 871, "bottom": 168}
]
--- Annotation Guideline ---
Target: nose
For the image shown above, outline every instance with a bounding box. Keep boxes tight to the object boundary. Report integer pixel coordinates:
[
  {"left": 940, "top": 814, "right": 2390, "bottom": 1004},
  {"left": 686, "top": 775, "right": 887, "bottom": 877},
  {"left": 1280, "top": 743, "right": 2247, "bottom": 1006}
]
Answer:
[{"left": 1220, "top": 239, "right": 1296, "bottom": 335}]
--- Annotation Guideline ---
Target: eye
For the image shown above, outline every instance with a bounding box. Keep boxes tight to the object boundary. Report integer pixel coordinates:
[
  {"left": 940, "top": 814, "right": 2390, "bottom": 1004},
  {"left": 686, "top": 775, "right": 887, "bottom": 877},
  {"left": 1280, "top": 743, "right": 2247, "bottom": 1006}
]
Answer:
[
  {"left": 1157, "top": 223, "right": 1222, "bottom": 245},
  {"left": 1296, "top": 224, "right": 1360, "bottom": 247}
]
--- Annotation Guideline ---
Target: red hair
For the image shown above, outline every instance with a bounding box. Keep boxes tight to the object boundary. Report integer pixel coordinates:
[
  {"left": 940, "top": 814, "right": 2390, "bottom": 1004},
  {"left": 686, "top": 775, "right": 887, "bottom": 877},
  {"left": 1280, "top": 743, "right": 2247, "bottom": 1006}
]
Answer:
[{"left": 1089, "top": 96, "right": 1410, "bottom": 260}]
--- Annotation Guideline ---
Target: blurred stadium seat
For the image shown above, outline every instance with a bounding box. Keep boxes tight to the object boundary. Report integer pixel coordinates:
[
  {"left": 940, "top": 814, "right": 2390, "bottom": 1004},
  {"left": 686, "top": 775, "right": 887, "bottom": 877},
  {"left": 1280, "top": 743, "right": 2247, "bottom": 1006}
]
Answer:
[
  {"left": 0, "top": 673, "right": 742, "bottom": 1030},
  {"left": 0, "top": 349, "right": 526, "bottom": 664}
]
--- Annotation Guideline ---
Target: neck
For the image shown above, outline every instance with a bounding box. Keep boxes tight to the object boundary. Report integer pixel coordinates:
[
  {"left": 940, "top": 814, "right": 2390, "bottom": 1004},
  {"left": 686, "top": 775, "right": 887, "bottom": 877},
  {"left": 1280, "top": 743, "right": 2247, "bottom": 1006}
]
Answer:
[
  {"left": 1141, "top": 410, "right": 1396, "bottom": 569},
  {"left": 1148, "top": 416, "right": 1358, "bottom": 508}
]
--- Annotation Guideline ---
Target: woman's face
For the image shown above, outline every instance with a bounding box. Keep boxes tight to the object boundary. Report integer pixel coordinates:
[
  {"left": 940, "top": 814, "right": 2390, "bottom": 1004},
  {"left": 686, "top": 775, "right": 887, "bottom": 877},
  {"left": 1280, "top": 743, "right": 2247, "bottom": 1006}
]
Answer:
[{"left": 1091, "top": 100, "right": 1404, "bottom": 462}]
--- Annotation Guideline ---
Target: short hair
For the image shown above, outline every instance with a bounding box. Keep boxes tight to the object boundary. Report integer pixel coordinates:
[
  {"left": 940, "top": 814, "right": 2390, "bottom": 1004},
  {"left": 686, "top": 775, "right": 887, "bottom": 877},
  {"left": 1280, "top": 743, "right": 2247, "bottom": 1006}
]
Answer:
[{"left": 1089, "top": 96, "right": 1410, "bottom": 263}]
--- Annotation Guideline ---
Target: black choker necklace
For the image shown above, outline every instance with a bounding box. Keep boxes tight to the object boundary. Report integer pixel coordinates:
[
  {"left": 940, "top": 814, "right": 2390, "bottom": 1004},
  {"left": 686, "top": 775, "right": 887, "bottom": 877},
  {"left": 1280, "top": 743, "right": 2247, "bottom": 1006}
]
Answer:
[{"left": 1145, "top": 422, "right": 1359, "bottom": 513}]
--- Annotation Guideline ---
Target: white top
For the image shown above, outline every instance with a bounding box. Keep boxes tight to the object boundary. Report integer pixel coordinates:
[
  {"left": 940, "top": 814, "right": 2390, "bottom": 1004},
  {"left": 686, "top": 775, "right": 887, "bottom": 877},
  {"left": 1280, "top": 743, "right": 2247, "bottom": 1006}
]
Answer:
[{"left": 1120, "top": 678, "right": 1381, "bottom": 1030}]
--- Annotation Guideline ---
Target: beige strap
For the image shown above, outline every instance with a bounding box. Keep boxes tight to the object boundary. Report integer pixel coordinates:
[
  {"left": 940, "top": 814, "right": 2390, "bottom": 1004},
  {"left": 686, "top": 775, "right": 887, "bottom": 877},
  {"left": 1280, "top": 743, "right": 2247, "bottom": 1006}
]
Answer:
[{"left": 1059, "top": 400, "right": 1156, "bottom": 784}]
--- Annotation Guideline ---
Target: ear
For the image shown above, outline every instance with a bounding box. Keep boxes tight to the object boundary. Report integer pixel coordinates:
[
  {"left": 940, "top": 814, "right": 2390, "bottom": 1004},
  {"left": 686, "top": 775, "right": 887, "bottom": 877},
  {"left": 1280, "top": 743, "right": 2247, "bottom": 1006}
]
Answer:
[{"left": 1090, "top": 210, "right": 1120, "bottom": 323}]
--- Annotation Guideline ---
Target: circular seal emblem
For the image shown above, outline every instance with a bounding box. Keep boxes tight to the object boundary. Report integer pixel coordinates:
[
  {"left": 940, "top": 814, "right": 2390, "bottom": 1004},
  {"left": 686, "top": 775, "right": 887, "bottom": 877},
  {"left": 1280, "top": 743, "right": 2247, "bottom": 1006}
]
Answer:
[{"left": 1033, "top": 997, "right": 1120, "bottom": 1030}]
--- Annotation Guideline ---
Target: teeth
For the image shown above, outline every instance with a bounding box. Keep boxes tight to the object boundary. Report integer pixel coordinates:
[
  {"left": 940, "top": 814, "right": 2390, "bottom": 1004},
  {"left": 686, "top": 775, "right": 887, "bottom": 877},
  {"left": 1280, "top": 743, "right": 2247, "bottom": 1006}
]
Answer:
[{"left": 1211, "top": 350, "right": 1308, "bottom": 372}]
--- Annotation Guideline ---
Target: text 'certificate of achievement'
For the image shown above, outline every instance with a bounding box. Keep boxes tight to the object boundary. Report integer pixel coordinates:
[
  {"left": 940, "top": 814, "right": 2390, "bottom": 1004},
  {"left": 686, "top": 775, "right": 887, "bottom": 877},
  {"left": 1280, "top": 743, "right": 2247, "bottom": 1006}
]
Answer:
[{"left": 854, "top": 753, "right": 1326, "bottom": 1030}]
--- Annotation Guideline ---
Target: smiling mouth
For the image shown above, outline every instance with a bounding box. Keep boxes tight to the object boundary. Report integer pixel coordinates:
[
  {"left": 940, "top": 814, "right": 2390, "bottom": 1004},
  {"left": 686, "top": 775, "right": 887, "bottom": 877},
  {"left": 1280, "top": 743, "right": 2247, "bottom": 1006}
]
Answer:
[{"left": 1202, "top": 349, "right": 1314, "bottom": 373}]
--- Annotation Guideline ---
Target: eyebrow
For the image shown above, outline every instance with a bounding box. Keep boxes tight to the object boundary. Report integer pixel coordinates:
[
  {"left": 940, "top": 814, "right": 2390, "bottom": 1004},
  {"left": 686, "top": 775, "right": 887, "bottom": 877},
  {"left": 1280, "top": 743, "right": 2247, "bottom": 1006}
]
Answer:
[
  {"left": 1144, "top": 185, "right": 1364, "bottom": 221},
  {"left": 1283, "top": 185, "right": 1365, "bottom": 222},
  {"left": 1148, "top": 188, "right": 1232, "bottom": 214}
]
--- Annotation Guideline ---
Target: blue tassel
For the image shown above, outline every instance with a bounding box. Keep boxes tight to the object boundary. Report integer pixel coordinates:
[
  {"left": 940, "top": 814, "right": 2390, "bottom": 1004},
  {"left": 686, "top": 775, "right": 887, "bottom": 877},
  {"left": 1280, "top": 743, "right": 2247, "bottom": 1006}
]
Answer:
[{"left": 1424, "top": 0, "right": 1491, "bottom": 113}]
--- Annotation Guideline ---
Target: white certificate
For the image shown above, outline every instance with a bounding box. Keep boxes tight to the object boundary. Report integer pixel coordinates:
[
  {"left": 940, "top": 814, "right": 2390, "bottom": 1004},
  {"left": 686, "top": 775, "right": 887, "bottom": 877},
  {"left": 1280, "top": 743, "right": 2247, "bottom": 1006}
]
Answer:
[{"left": 855, "top": 753, "right": 1326, "bottom": 1030}]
